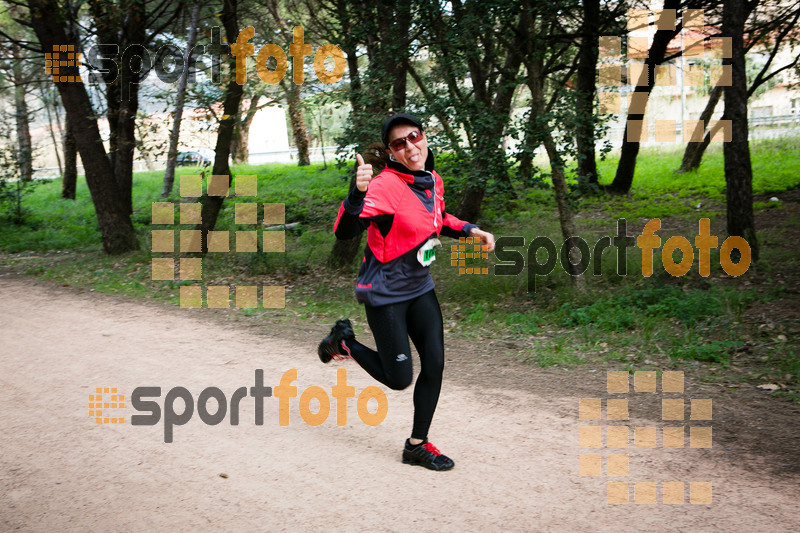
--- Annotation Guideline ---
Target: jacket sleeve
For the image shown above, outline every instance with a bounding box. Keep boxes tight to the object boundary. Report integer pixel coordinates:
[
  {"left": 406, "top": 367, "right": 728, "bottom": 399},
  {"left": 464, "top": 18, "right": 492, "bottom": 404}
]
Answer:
[
  {"left": 333, "top": 187, "right": 369, "bottom": 239},
  {"left": 440, "top": 212, "right": 477, "bottom": 239},
  {"left": 333, "top": 176, "right": 398, "bottom": 240}
]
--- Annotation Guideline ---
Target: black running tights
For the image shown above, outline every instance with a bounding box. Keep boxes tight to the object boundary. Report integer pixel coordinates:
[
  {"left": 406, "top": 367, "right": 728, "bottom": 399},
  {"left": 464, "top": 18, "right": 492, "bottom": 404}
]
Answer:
[{"left": 347, "top": 290, "right": 444, "bottom": 440}]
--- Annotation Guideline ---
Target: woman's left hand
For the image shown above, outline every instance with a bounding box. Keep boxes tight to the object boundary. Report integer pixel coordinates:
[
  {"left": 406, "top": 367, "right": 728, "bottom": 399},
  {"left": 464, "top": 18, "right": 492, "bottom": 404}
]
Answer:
[{"left": 470, "top": 227, "right": 495, "bottom": 252}]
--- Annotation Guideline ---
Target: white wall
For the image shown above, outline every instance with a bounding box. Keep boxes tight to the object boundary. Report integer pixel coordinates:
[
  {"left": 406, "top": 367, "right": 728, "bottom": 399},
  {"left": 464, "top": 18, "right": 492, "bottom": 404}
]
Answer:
[{"left": 248, "top": 106, "right": 290, "bottom": 154}]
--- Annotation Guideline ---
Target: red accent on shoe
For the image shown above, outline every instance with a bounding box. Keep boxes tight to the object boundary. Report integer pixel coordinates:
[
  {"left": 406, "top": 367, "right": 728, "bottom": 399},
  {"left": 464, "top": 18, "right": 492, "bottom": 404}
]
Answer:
[
  {"left": 340, "top": 340, "right": 352, "bottom": 357},
  {"left": 331, "top": 341, "right": 352, "bottom": 362},
  {"left": 423, "top": 442, "right": 441, "bottom": 456}
]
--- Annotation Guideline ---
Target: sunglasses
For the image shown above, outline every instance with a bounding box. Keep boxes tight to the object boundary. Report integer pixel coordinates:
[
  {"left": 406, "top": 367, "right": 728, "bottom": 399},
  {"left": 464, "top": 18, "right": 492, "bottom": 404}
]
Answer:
[{"left": 388, "top": 130, "right": 424, "bottom": 151}]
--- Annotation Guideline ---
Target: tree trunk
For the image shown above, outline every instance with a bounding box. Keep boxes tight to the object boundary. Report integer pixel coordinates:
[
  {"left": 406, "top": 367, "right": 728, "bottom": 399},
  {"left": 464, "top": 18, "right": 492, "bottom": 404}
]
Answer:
[
  {"left": 723, "top": 0, "right": 759, "bottom": 261},
  {"left": 453, "top": 111, "right": 514, "bottom": 223},
  {"left": 606, "top": 0, "right": 680, "bottom": 194},
  {"left": 12, "top": 46, "right": 33, "bottom": 182},
  {"left": 453, "top": 7, "right": 529, "bottom": 221},
  {"left": 543, "top": 132, "right": 585, "bottom": 289},
  {"left": 43, "top": 87, "right": 63, "bottom": 178},
  {"left": 515, "top": 8, "right": 542, "bottom": 186},
  {"left": 28, "top": 0, "right": 138, "bottom": 254},
  {"left": 62, "top": 112, "right": 77, "bottom": 200},
  {"left": 113, "top": 1, "right": 147, "bottom": 214},
  {"left": 232, "top": 92, "right": 262, "bottom": 164},
  {"left": 231, "top": 121, "right": 248, "bottom": 164},
  {"left": 515, "top": 110, "right": 538, "bottom": 184},
  {"left": 162, "top": 1, "right": 201, "bottom": 197},
  {"left": 408, "top": 62, "right": 466, "bottom": 156},
  {"left": 90, "top": 2, "right": 120, "bottom": 176},
  {"left": 287, "top": 83, "right": 311, "bottom": 166},
  {"left": 391, "top": 1, "right": 410, "bottom": 111},
  {"left": 106, "top": 85, "right": 120, "bottom": 177},
  {"left": 199, "top": 0, "right": 244, "bottom": 247},
  {"left": 455, "top": 185, "right": 487, "bottom": 223},
  {"left": 516, "top": 67, "right": 554, "bottom": 186},
  {"left": 317, "top": 112, "right": 327, "bottom": 169},
  {"left": 677, "top": 84, "right": 723, "bottom": 173},
  {"left": 575, "top": 0, "right": 600, "bottom": 187},
  {"left": 328, "top": 172, "right": 363, "bottom": 269},
  {"left": 114, "top": 86, "right": 138, "bottom": 215},
  {"left": 328, "top": 11, "right": 364, "bottom": 268},
  {"left": 530, "top": 57, "right": 584, "bottom": 289},
  {"left": 135, "top": 121, "right": 157, "bottom": 172},
  {"left": 677, "top": 2, "right": 780, "bottom": 177}
]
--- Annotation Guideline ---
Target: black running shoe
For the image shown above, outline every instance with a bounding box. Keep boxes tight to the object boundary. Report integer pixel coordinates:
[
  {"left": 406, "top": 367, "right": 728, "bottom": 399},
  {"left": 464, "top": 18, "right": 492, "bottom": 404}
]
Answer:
[
  {"left": 318, "top": 319, "right": 355, "bottom": 363},
  {"left": 402, "top": 439, "right": 455, "bottom": 471}
]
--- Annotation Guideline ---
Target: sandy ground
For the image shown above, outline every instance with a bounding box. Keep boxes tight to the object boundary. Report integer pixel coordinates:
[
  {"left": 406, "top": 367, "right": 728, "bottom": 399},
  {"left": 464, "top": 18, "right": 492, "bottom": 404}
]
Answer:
[{"left": 1, "top": 276, "right": 799, "bottom": 532}]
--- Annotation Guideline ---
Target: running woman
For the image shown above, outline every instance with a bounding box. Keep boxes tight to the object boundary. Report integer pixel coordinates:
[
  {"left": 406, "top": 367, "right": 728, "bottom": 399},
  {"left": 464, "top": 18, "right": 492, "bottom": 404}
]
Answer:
[{"left": 318, "top": 113, "right": 495, "bottom": 471}]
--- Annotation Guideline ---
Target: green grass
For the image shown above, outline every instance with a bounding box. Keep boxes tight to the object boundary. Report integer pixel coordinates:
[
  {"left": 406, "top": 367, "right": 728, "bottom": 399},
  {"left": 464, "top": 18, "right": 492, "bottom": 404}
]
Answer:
[
  {"left": 586, "top": 136, "right": 800, "bottom": 222},
  {"left": 596, "top": 135, "right": 800, "bottom": 199},
  {"left": 2, "top": 137, "right": 799, "bottom": 398},
  {"left": 0, "top": 162, "right": 354, "bottom": 323},
  {"left": 0, "top": 163, "right": 350, "bottom": 253},
  {"left": 558, "top": 285, "right": 763, "bottom": 331}
]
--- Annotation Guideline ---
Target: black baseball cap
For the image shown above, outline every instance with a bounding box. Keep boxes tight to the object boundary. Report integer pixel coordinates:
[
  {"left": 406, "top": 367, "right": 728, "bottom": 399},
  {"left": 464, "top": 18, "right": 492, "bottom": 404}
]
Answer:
[{"left": 381, "top": 113, "right": 424, "bottom": 146}]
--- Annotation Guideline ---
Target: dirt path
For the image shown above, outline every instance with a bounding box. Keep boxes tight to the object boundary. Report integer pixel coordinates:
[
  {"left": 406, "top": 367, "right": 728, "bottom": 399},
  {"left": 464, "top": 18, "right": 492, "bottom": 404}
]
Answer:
[{"left": 1, "top": 277, "right": 798, "bottom": 532}]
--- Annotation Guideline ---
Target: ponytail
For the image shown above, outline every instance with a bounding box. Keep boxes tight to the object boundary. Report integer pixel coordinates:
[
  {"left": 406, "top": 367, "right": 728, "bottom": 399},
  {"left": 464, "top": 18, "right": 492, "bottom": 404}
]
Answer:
[{"left": 363, "top": 143, "right": 390, "bottom": 169}]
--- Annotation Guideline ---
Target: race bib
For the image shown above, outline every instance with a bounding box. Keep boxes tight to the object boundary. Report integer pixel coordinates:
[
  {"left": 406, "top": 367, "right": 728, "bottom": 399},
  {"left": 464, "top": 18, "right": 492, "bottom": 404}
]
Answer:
[{"left": 417, "top": 238, "right": 441, "bottom": 267}]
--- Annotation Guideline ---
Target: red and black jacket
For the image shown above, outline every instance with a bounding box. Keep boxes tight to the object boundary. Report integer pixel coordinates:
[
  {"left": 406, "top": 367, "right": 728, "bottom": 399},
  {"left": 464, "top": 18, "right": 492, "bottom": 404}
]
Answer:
[{"left": 334, "top": 150, "right": 476, "bottom": 306}]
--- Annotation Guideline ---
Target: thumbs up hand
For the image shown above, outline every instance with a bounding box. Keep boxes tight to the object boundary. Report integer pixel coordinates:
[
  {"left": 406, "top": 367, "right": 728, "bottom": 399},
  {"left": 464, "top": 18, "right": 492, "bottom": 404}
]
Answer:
[{"left": 355, "top": 153, "right": 373, "bottom": 192}]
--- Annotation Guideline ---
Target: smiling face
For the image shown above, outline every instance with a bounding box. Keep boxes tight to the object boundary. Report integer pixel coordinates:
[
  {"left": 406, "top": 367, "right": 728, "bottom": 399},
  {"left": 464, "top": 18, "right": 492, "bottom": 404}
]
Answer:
[{"left": 386, "top": 123, "right": 428, "bottom": 171}]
